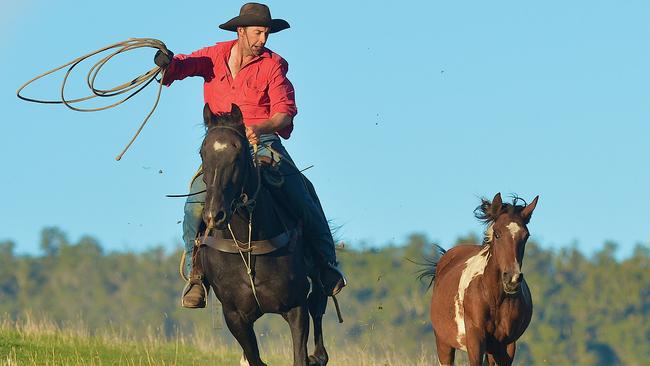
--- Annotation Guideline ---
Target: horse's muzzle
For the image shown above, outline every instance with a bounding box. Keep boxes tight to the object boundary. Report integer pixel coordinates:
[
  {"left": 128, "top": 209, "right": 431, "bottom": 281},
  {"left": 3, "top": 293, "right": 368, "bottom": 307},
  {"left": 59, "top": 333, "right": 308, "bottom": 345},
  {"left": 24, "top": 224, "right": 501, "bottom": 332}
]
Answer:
[{"left": 502, "top": 272, "right": 523, "bottom": 295}]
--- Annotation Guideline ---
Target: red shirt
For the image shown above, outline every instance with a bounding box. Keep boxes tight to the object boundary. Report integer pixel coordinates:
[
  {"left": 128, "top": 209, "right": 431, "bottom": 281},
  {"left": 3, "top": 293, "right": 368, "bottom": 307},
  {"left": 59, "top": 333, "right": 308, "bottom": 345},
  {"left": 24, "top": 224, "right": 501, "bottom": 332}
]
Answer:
[{"left": 162, "top": 39, "right": 297, "bottom": 139}]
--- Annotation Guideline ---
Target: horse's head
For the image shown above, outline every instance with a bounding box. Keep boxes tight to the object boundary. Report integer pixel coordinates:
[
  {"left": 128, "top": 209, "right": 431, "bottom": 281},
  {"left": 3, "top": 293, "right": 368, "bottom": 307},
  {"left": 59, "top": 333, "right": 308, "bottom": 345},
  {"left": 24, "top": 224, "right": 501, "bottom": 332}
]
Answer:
[
  {"left": 200, "top": 103, "right": 252, "bottom": 230},
  {"left": 475, "top": 193, "right": 539, "bottom": 295}
]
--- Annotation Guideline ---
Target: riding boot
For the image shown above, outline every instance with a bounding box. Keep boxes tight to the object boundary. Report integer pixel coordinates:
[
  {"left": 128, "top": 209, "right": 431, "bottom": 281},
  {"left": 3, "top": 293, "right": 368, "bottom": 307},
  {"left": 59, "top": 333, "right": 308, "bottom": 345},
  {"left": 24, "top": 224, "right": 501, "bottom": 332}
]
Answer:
[
  {"left": 305, "top": 223, "right": 347, "bottom": 296},
  {"left": 302, "top": 178, "right": 347, "bottom": 296},
  {"left": 181, "top": 169, "right": 208, "bottom": 309},
  {"left": 181, "top": 241, "right": 208, "bottom": 308},
  {"left": 257, "top": 136, "right": 347, "bottom": 296}
]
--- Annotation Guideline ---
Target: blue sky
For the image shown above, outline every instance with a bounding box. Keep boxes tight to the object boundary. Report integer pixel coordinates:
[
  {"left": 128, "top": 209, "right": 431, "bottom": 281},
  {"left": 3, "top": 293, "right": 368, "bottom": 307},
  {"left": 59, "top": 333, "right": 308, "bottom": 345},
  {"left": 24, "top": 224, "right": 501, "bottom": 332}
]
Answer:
[{"left": 1, "top": 1, "right": 649, "bottom": 257}]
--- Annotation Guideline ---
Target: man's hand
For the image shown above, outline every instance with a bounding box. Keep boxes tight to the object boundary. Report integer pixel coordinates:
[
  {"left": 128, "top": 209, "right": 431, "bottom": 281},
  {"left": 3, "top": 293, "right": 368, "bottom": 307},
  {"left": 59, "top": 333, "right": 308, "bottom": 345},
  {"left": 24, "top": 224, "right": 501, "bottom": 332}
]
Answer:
[
  {"left": 244, "top": 114, "right": 292, "bottom": 146},
  {"left": 154, "top": 49, "right": 174, "bottom": 69},
  {"left": 246, "top": 125, "right": 260, "bottom": 146}
]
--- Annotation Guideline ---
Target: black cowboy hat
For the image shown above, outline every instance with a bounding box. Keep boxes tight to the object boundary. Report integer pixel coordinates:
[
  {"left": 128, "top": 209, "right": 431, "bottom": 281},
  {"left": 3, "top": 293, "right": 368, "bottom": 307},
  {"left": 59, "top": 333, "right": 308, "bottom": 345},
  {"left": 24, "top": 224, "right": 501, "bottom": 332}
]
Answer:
[{"left": 219, "top": 3, "right": 290, "bottom": 34}]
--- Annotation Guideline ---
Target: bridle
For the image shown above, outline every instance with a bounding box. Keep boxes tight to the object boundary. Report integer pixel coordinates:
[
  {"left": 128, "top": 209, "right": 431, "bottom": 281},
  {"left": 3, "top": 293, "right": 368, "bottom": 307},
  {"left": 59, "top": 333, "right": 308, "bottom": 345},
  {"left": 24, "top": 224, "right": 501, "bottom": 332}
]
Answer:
[
  {"left": 202, "top": 125, "right": 262, "bottom": 226},
  {"left": 202, "top": 124, "right": 264, "bottom": 308}
]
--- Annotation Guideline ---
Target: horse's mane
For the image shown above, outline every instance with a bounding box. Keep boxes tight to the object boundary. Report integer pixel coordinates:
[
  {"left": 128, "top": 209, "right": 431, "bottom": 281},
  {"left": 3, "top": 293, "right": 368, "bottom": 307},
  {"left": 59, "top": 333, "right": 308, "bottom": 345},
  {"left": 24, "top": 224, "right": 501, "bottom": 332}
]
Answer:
[
  {"left": 474, "top": 195, "right": 528, "bottom": 223},
  {"left": 474, "top": 195, "right": 528, "bottom": 245}
]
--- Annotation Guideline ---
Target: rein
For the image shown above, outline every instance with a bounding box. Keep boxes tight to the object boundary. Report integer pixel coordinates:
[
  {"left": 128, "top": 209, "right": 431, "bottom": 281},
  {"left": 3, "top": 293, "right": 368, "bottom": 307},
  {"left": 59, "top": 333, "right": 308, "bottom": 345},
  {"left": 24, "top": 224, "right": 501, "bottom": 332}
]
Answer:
[{"left": 228, "top": 143, "right": 263, "bottom": 309}]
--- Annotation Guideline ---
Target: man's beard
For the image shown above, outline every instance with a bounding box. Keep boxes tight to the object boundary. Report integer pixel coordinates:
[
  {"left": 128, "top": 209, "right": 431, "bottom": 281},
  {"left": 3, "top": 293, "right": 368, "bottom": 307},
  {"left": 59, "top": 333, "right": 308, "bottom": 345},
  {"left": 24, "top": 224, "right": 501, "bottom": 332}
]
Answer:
[{"left": 251, "top": 46, "right": 263, "bottom": 56}]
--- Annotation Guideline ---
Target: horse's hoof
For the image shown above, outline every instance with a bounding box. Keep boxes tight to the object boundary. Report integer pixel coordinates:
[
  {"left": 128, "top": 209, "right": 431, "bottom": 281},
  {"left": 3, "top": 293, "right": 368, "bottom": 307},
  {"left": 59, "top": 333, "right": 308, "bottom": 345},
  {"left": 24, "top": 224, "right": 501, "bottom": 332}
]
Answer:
[{"left": 308, "top": 354, "right": 328, "bottom": 366}]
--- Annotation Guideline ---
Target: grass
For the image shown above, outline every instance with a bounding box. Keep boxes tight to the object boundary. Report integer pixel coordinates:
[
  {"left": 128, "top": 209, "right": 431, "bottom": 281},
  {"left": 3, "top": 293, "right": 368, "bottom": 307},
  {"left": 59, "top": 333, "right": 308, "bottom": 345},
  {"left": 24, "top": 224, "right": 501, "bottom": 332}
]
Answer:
[
  {"left": 0, "top": 315, "right": 246, "bottom": 365},
  {"left": 0, "top": 314, "right": 444, "bottom": 365}
]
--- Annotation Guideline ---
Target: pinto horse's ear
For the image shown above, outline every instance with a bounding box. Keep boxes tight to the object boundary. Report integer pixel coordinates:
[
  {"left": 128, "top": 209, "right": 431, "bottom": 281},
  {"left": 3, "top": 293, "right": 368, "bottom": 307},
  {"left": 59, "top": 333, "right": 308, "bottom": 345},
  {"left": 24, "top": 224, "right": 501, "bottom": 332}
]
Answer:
[
  {"left": 203, "top": 103, "right": 214, "bottom": 125},
  {"left": 230, "top": 103, "right": 243, "bottom": 124},
  {"left": 521, "top": 195, "right": 539, "bottom": 224},
  {"left": 490, "top": 192, "right": 503, "bottom": 218}
]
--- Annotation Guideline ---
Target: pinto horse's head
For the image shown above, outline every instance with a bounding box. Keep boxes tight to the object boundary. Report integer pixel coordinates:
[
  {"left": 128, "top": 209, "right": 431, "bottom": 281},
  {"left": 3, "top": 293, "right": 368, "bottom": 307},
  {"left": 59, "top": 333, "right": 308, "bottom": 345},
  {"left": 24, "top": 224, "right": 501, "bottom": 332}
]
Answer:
[
  {"left": 200, "top": 103, "right": 252, "bottom": 230},
  {"left": 475, "top": 193, "right": 539, "bottom": 295}
]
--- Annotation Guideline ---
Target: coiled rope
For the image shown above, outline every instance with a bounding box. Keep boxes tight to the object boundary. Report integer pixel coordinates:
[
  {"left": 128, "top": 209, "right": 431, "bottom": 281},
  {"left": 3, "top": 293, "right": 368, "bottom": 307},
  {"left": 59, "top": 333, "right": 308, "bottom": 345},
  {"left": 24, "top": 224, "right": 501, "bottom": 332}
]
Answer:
[{"left": 16, "top": 38, "right": 170, "bottom": 161}]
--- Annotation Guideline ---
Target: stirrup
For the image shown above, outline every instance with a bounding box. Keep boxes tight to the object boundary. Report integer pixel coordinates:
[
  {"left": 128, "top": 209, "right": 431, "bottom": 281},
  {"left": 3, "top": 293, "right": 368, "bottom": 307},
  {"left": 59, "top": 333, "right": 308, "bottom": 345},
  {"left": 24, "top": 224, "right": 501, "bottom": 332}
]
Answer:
[{"left": 181, "top": 276, "right": 208, "bottom": 309}]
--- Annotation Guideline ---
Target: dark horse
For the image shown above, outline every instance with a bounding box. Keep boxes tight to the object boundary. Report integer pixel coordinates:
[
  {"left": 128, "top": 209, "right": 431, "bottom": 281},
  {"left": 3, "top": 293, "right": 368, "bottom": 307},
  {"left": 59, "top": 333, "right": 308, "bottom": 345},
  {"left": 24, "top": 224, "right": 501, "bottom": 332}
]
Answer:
[
  {"left": 195, "top": 103, "right": 329, "bottom": 366},
  {"left": 419, "top": 193, "right": 538, "bottom": 366}
]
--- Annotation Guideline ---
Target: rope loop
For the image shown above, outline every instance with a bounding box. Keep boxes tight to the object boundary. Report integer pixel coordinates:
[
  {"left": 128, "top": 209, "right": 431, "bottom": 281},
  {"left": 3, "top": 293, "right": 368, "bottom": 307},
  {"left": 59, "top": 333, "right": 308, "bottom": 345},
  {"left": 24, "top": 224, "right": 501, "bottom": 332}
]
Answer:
[{"left": 17, "top": 38, "right": 169, "bottom": 161}]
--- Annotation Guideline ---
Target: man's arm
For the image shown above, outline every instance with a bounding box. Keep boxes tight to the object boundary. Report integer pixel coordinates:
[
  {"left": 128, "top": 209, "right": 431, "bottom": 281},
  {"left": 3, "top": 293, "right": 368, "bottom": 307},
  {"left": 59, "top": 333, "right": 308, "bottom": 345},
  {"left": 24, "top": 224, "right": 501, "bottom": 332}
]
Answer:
[
  {"left": 245, "top": 58, "right": 297, "bottom": 144},
  {"left": 246, "top": 113, "right": 293, "bottom": 145},
  {"left": 158, "top": 46, "right": 216, "bottom": 86}
]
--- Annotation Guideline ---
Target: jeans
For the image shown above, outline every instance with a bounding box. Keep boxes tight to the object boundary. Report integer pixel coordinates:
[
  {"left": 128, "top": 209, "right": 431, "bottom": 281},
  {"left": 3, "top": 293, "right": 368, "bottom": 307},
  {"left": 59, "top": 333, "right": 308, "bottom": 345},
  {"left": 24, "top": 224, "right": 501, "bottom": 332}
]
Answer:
[{"left": 181, "top": 134, "right": 336, "bottom": 277}]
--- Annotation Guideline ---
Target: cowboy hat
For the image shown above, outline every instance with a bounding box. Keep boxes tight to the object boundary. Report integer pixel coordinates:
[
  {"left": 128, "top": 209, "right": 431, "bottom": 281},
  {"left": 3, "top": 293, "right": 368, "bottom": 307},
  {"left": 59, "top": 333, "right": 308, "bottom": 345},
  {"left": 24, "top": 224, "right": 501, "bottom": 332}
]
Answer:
[{"left": 219, "top": 3, "right": 290, "bottom": 34}]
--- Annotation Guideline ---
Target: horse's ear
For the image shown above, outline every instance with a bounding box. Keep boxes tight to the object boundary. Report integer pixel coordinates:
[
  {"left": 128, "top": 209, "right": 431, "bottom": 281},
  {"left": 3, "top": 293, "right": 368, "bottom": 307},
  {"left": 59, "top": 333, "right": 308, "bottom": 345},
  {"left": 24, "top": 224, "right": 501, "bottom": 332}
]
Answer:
[
  {"left": 230, "top": 103, "right": 243, "bottom": 124},
  {"left": 203, "top": 103, "right": 214, "bottom": 125},
  {"left": 521, "top": 195, "right": 539, "bottom": 224},
  {"left": 490, "top": 192, "right": 503, "bottom": 218}
]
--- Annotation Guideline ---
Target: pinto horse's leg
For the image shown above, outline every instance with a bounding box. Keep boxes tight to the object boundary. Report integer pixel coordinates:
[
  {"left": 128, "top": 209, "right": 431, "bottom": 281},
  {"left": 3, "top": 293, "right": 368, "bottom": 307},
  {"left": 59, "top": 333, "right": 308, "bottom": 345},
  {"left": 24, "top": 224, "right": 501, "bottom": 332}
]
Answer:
[
  {"left": 486, "top": 353, "right": 496, "bottom": 366},
  {"left": 465, "top": 326, "right": 487, "bottom": 366},
  {"left": 307, "top": 288, "right": 328, "bottom": 366},
  {"left": 488, "top": 342, "right": 516, "bottom": 366},
  {"left": 222, "top": 309, "right": 266, "bottom": 366},
  {"left": 282, "top": 305, "right": 310, "bottom": 366},
  {"left": 434, "top": 332, "right": 455, "bottom": 366}
]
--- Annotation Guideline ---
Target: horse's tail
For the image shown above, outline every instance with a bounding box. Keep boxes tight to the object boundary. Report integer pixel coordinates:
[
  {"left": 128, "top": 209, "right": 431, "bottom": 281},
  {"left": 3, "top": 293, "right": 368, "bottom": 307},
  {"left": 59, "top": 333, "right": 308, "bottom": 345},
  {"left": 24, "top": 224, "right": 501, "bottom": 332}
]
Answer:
[{"left": 413, "top": 244, "right": 447, "bottom": 290}]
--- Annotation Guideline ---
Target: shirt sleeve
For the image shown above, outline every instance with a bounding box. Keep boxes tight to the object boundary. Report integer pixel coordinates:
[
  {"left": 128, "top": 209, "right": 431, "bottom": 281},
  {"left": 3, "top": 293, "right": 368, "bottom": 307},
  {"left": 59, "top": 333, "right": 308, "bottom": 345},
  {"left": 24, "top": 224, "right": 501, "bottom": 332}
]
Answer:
[
  {"left": 267, "top": 59, "right": 297, "bottom": 117},
  {"left": 161, "top": 46, "right": 216, "bottom": 86}
]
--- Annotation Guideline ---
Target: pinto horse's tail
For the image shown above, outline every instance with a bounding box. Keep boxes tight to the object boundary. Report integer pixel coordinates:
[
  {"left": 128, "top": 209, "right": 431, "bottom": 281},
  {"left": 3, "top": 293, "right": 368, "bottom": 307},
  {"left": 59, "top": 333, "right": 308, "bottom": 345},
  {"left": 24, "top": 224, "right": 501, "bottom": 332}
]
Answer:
[{"left": 413, "top": 244, "right": 447, "bottom": 290}]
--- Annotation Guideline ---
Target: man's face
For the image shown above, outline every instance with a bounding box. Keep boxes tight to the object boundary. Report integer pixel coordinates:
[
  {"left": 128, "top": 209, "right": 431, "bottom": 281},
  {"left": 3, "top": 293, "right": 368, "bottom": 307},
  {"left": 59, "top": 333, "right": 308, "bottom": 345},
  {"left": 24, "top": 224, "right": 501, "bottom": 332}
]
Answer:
[{"left": 238, "top": 26, "right": 270, "bottom": 56}]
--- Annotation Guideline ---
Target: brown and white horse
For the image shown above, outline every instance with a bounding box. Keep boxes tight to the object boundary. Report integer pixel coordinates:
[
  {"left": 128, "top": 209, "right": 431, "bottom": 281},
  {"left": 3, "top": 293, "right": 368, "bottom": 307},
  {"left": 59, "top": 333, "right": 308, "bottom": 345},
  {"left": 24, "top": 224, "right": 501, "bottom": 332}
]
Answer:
[{"left": 420, "top": 193, "right": 538, "bottom": 366}]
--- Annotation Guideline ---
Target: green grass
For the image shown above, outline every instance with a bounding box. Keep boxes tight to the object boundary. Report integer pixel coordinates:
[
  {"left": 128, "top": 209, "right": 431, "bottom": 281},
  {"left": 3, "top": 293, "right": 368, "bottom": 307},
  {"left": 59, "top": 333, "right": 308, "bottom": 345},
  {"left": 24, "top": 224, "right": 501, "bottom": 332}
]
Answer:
[
  {"left": 1, "top": 329, "right": 241, "bottom": 365},
  {"left": 0, "top": 315, "right": 262, "bottom": 366},
  {"left": 0, "top": 315, "right": 441, "bottom": 365}
]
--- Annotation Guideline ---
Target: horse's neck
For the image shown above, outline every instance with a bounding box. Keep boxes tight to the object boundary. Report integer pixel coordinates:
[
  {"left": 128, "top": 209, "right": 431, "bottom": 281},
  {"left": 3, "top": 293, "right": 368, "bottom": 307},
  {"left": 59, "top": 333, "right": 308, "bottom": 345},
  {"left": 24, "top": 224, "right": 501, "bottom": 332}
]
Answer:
[
  {"left": 480, "top": 246, "right": 506, "bottom": 302},
  {"left": 228, "top": 169, "right": 287, "bottom": 240}
]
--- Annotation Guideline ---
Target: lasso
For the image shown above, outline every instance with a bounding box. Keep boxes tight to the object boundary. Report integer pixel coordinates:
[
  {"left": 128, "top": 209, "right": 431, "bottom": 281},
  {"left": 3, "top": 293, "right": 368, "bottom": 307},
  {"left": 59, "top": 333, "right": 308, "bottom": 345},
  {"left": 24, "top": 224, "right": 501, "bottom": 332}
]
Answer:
[{"left": 17, "top": 38, "right": 170, "bottom": 161}]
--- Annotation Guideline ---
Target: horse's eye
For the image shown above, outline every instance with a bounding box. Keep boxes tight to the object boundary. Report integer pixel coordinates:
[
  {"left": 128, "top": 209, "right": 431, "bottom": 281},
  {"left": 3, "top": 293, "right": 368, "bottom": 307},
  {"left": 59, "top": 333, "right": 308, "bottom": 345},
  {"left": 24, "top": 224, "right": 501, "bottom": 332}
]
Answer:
[{"left": 494, "top": 231, "right": 501, "bottom": 239}]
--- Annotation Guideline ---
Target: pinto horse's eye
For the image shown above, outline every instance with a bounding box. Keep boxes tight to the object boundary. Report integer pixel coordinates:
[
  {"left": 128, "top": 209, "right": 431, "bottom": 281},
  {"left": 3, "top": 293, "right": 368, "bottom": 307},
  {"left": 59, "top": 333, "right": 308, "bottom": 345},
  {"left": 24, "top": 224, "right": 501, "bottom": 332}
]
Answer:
[{"left": 494, "top": 231, "right": 501, "bottom": 240}]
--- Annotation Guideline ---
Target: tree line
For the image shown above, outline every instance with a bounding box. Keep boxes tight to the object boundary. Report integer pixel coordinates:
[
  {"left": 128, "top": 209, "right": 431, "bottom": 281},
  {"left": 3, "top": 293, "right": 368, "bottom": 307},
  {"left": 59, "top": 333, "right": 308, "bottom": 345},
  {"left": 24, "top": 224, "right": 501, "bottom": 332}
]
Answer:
[{"left": 0, "top": 228, "right": 649, "bottom": 365}]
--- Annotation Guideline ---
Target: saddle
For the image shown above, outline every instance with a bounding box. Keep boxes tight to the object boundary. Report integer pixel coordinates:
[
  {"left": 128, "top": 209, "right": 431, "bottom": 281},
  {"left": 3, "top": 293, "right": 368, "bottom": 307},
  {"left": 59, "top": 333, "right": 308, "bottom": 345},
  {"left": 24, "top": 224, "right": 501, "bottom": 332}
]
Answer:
[{"left": 201, "top": 226, "right": 300, "bottom": 255}]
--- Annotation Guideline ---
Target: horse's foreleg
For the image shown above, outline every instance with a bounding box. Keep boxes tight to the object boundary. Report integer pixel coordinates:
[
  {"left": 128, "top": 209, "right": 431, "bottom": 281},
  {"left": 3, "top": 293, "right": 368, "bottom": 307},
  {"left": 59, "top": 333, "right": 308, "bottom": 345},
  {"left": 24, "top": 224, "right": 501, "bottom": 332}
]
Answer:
[
  {"left": 465, "top": 326, "right": 487, "bottom": 366},
  {"left": 488, "top": 342, "right": 516, "bottom": 366},
  {"left": 282, "top": 305, "right": 309, "bottom": 366},
  {"left": 434, "top": 331, "right": 455, "bottom": 366},
  {"left": 486, "top": 353, "right": 496, "bottom": 366},
  {"left": 307, "top": 287, "right": 328, "bottom": 366},
  {"left": 223, "top": 309, "right": 266, "bottom": 366}
]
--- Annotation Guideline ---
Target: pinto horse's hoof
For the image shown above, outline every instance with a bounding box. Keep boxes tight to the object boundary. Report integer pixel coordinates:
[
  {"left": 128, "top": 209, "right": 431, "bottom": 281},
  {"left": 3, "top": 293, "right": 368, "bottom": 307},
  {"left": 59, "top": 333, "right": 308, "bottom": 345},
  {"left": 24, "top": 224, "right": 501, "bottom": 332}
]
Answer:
[{"left": 308, "top": 353, "right": 328, "bottom": 366}]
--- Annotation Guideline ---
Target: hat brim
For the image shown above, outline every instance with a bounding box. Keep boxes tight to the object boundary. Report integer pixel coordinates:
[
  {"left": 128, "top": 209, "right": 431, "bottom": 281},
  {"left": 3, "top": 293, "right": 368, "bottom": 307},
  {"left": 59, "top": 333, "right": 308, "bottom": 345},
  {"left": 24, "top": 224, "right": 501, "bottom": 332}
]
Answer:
[{"left": 219, "top": 16, "right": 290, "bottom": 34}]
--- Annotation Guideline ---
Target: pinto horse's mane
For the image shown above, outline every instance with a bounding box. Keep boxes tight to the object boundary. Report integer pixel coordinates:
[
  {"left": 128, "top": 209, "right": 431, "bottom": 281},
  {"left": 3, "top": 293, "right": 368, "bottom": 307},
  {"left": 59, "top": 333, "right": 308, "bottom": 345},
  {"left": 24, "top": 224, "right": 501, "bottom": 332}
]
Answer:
[{"left": 474, "top": 195, "right": 528, "bottom": 245}]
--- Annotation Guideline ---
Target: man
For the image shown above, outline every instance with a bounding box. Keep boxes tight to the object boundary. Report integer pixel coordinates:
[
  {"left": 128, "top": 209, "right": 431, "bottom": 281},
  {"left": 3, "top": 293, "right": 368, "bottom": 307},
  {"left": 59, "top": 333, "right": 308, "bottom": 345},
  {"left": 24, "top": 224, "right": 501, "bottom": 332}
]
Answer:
[{"left": 155, "top": 3, "right": 346, "bottom": 308}]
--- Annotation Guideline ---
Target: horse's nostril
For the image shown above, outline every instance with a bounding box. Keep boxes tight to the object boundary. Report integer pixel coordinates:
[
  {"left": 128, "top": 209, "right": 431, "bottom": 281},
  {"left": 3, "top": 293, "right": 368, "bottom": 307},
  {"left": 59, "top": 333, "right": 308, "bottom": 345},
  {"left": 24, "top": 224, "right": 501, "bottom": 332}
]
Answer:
[{"left": 215, "top": 210, "right": 226, "bottom": 223}]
